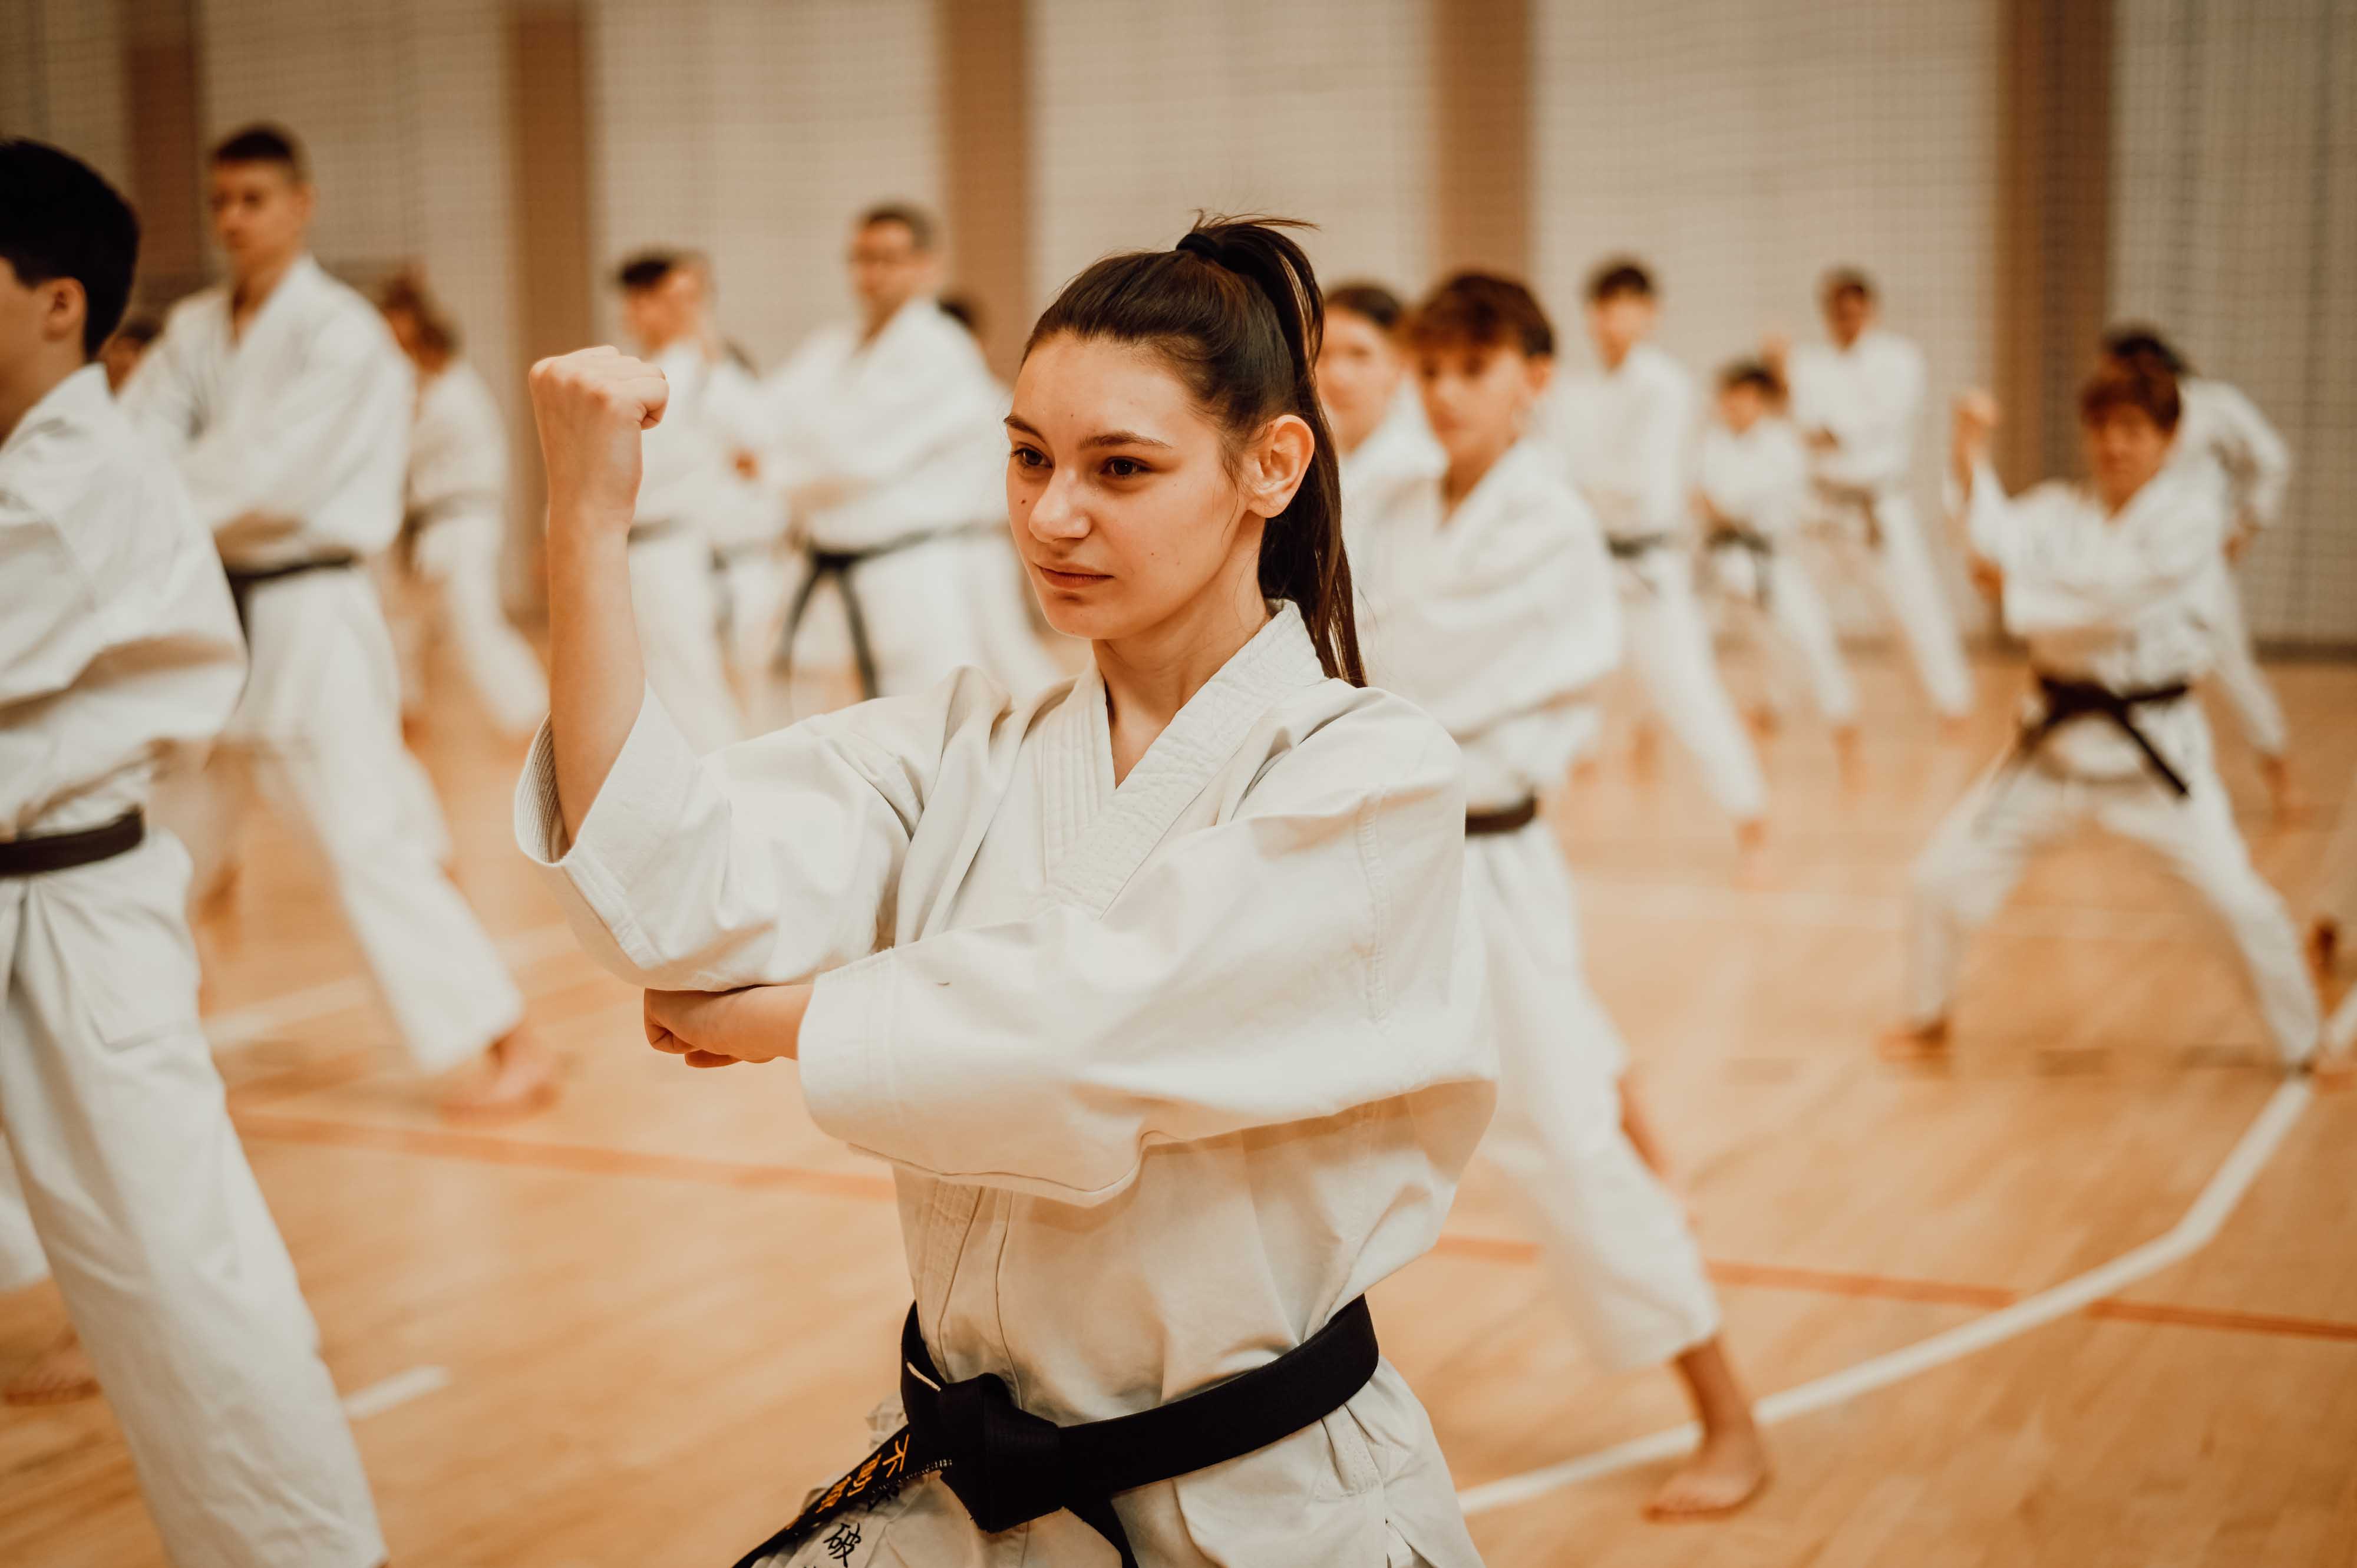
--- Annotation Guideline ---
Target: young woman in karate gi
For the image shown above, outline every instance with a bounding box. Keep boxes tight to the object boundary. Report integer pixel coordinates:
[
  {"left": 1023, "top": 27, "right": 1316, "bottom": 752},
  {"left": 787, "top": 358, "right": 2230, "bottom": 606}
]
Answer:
[
  {"left": 518, "top": 220, "right": 1496, "bottom": 1566},
  {"left": 1348, "top": 272, "right": 1768, "bottom": 1520}
]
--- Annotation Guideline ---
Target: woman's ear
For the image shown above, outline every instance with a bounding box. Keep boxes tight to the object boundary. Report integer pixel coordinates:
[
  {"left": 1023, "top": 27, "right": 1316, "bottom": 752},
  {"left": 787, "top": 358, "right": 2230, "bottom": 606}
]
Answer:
[{"left": 1244, "top": 412, "right": 1316, "bottom": 518}]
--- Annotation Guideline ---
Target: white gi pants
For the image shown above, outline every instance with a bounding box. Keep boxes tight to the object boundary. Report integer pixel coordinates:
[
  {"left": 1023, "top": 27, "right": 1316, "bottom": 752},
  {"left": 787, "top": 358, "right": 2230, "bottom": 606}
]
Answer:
[
  {"left": 628, "top": 530, "right": 745, "bottom": 755},
  {"left": 154, "top": 572, "right": 524, "bottom": 1074},
  {"left": 384, "top": 510, "right": 549, "bottom": 738},
  {"left": 2200, "top": 558, "right": 2289, "bottom": 758},
  {"left": 0, "top": 831, "right": 384, "bottom": 1568},
  {"left": 1856, "top": 495, "right": 1975, "bottom": 719},
  {"left": 1469, "top": 822, "right": 1722, "bottom": 1373},
  {"left": 1906, "top": 735, "right": 2320, "bottom": 1064},
  {"left": 1619, "top": 550, "right": 1770, "bottom": 824},
  {"left": 714, "top": 541, "right": 792, "bottom": 691},
  {"left": 1710, "top": 542, "right": 1860, "bottom": 727}
]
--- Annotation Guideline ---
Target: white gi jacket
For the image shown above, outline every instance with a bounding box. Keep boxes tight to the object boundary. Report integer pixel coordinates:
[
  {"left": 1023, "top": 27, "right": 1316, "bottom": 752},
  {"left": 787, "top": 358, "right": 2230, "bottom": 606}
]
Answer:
[
  {"left": 405, "top": 360, "right": 506, "bottom": 565},
  {"left": 1698, "top": 418, "right": 1811, "bottom": 599},
  {"left": 1352, "top": 440, "right": 1620, "bottom": 809},
  {"left": 2172, "top": 377, "right": 2290, "bottom": 533},
  {"left": 517, "top": 605, "right": 1494, "bottom": 1566},
  {"left": 121, "top": 254, "right": 412, "bottom": 569},
  {"left": 1786, "top": 328, "right": 1926, "bottom": 507},
  {"left": 1339, "top": 384, "right": 1443, "bottom": 562},
  {"left": 1546, "top": 342, "right": 1696, "bottom": 547},
  {"left": 1961, "top": 460, "right": 2229, "bottom": 782},
  {"left": 2, "top": 364, "right": 245, "bottom": 837}
]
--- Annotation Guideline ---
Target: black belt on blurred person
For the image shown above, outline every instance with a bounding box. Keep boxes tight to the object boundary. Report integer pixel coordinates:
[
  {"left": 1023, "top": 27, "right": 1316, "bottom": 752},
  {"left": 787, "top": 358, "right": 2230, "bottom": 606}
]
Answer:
[
  {"left": 775, "top": 526, "right": 985, "bottom": 702},
  {"left": 223, "top": 553, "right": 359, "bottom": 633},
  {"left": 1605, "top": 532, "right": 1674, "bottom": 562},
  {"left": 2006, "top": 673, "right": 2194, "bottom": 798},
  {"left": 0, "top": 811, "right": 144, "bottom": 878},
  {"left": 1465, "top": 797, "right": 1540, "bottom": 836},
  {"left": 729, "top": 1297, "right": 1379, "bottom": 1568},
  {"left": 1706, "top": 523, "right": 1776, "bottom": 607}
]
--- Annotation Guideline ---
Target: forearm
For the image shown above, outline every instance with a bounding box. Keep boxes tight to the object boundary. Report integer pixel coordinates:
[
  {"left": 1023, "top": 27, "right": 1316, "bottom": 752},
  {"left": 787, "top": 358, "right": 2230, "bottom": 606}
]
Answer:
[{"left": 546, "top": 517, "right": 646, "bottom": 841}]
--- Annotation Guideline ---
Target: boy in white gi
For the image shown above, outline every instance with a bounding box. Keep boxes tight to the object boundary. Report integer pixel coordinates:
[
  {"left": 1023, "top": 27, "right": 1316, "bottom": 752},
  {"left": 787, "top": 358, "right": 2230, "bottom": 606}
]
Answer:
[
  {"left": 1352, "top": 272, "right": 1768, "bottom": 1519},
  {"left": 123, "top": 124, "right": 553, "bottom": 1115},
  {"left": 1696, "top": 359, "right": 1860, "bottom": 750},
  {"left": 0, "top": 137, "right": 384, "bottom": 1567},
  {"left": 1885, "top": 365, "right": 2330, "bottom": 1078},
  {"left": 378, "top": 272, "right": 549, "bottom": 738},
  {"left": 1547, "top": 260, "right": 1768, "bottom": 852},
  {"left": 2102, "top": 326, "right": 2300, "bottom": 818},
  {"left": 1772, "top": 268, "right": 1976, "bottom": 728},
  {"left": 613, "top": 250, "right": 751, "bottom": 754},
  {"left": 520, "top": 220, "right": 1494, "bottom": 1566},
  {"left": 765, "top": 204, "right": 1056, "bottom": 702}
]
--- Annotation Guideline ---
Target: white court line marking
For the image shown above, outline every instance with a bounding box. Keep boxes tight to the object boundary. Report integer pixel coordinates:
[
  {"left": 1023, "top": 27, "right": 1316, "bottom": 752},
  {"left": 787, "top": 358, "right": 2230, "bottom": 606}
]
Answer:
[
  {"left": 1457, "top": 1077, "right": 2315, "bottom": 1516},
  {"left": 204, "top": 923, "right": 579, "bottom": 1055},
  {"left": 342, "top": 1364, "right": 451, "bottom": 1421}
]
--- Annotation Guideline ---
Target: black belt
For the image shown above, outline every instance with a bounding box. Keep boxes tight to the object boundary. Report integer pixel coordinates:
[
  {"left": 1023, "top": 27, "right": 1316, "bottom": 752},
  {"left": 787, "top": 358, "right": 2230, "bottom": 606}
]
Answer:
[
  {"left": 1605, "top": 532, "right": 1673, "bottom": 561},
  {"left": 1706, "top": 524, "right": 1775, "bottom": 608},
  {"left": 0, "top": 811, "right": 144, "bottom": 877},
  {"left": 2009, "top": 674, "right": 2193, "bottom": 797},
  {"left": 730, "top": 1297, "right": 1380, "bottom": 1568},
  {"left": 1466, "top": 798, "right": 1540, "bottom": 836},
  {"left": 224, "top": 553, "right": 358, "bottom": 632},
  {"left": 775, "top": 526, "right": 981, "bottom": 702}
]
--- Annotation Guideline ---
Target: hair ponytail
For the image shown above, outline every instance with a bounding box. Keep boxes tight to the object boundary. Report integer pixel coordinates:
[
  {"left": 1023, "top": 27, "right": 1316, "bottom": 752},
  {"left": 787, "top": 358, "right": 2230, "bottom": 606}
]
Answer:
[{"left": 1024, "top": 214, "right": 1364, "bottom": 685}]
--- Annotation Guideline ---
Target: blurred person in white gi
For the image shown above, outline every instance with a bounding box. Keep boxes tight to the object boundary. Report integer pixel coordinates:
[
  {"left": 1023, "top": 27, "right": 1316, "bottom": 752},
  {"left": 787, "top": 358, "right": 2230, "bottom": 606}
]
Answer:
[
  {"left": 0, "top": 137, "right": 384, "bottom": 1567},
  {"left": 98, "top": 311, "right": 160, "bottom": 392},
  {"left": 1546, "top": 260, "right": 1768, "bottom": 854},
  {"left": 612, "top": 249, "right": 750, "bottom": 753},
  {"left": 121, "top": 124, "right": 553, "bottom": 1115},
  {"left": 519, "top": 219, "right": 1494, "bottom": 1566},
  {"left": 1354, "top": 272, "right": 1768, "bottom": 1521},
  {"left": 1770, "top": 268, "right": 1975, "bottom": 728},
  {"left": 2102, "top": 326, "right": 2300, "bottom": 818},
  {"left": 1316, "top": 280, "right": 1442, "bottom": 561},
  {"left": 765, "top": 204, "right": 1053, "bottom": 704},
  {"left": 1884, "top": 366, "right": 2331, "bottom": 1080},
  {"left": 377, "top": 270, "right": 549, "bottom": 738},
  {"left": 1695, "top": 359, "right": 1860, "bottom": 754}
]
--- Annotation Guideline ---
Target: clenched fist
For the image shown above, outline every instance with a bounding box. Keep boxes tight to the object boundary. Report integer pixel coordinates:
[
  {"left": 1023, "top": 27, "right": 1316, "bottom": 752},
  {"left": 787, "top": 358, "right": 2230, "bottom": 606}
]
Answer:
[
  {"left": 1950, "top": 388, "right": 2000, "bottom": 488},
  {"left": 530, "top": 346, "right": 670, "bottom": 537}
]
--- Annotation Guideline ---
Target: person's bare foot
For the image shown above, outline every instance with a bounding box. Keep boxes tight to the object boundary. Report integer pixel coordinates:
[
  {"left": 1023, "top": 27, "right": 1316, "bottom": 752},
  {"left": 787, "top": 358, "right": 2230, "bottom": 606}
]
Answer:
[
  {"left": 4, "top": 1329, "right": 97, "bottom": 1407},
  {"left": 438, "top": 1027, "right": 560, "bottom": 1120},
  {"left": 2258, "top": 754, "right": 2306, "bottom": 824},
  {"left": 1747, "top": 706, "right": 1780, "bottom": 740},
  {"left": 1734, "top": 818, "right": 1769, "bottom": 886},
  {"left": 1938, "top": 713, "right": 1973, "bottom": 744},
  {"left": 1878, "top": 1018, "right": 1951, "bottom": 1061},
  {"left": 2312, "top": 917, "right": 2340, "bottom": 979},
  {"left": 2306, "top": 1052, "right": 2352, "bottom": 1091},
  {"left": 1646, "top": 1421, "right": 1770, "bottom": 1519}
]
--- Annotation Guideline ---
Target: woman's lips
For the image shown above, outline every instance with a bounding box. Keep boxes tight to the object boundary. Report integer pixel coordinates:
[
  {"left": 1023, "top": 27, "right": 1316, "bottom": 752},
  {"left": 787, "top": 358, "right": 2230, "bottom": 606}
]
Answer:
[{"left": 1035, "top": 563, "right": 1111, "bottom": 589}]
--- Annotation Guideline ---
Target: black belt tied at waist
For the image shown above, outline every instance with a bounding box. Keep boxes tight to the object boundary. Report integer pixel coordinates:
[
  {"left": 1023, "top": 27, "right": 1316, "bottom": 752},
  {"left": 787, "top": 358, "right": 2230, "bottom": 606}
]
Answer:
[
  {"left": 224, "top": 553, "right": 359, "bottom": 633},
  {"left": 0, "top": 811, "right": 144, "bottom": 878},
  {"left": 2009, "top": 674, "right": 2194, "bottom": 797},
  {"left": 776, "top": 525, "right": 985, "bottom": 702},
  {"left": 1465, "top": 797, "right": 1540, "bottom": 836},
  {"left": 1706, "top": 524, "right": 1776, "bottom": 606},
  {"left": 729, "top": 1297, "right": 1380, "bottom": 1568},
  {"left": 1605, "top": 532, "right": 1674, "bottom": 562}
]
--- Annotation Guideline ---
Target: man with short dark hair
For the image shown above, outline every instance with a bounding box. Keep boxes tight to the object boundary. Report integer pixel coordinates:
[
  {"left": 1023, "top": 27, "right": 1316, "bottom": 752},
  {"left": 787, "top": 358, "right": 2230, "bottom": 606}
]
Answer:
[
  {"left": 764, "top": 202, "right": 1061, "bottom": 701},
  {"left": 0, "top": 136, "right": 384, "bottom": 1567},
  {"left": 1772, "top": 268, "right": 1976, "bottom": 727},
  {"left": 123, "top": 123, "right": 554, "bottom": 1114}
]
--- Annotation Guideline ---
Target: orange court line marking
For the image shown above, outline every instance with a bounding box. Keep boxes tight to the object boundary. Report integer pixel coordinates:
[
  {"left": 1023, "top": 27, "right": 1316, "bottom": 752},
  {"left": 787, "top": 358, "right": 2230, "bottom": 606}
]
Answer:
[{"left": 232, "top": 1108, "right": 2357, "bottom": 1347}]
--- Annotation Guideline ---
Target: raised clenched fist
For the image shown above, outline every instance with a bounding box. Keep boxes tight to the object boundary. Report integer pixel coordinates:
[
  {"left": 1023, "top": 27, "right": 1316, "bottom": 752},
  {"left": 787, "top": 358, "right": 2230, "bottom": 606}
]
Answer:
[{"left": 529, "top": 346, "right": 670, "bottom": 536}]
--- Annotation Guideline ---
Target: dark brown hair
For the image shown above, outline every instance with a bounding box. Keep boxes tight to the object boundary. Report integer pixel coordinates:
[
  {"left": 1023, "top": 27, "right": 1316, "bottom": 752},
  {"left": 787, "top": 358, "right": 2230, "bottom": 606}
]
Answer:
[
  {"left": 210, "top": 123, "right": 306, "bottom": 180},
  {"left": 1585, "top": 258, "right": 1655, "bottom": 303},
  {"left": 377, "top": 270, "right": 459, "bottom": 357},
  {"left": 1024, "top": 215, "right": 1362, "bottom": 685},
  {"left": 1405, "top": 271, "right": 1556, "bottom": 360},
  {"left": 2079, "top": 358, "right": 2181, "bottom": 434},
  {"left": 1325, "top": 281, "right": 1406, "bottom": 333}
]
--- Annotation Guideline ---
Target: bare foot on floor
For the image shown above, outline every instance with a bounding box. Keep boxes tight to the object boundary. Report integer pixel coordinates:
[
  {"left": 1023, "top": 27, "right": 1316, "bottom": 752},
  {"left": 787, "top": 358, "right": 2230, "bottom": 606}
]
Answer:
[
  {"left": 438, "top": 1028, "right": 560, "bottom": 1121},
  {"left": 2306, "top": 1053, "right": 2352, "bottom": 1091},
  {"left": 2259, "top": 755, "right": 2306, "bottom": 824},
  {"left": 1645, "top": 1423, "right": 1770, "bottom": 1520},
  {"left": 1877, "top": 1019, "right": 1951, "bottom": 1062},
  {"left": 5, "top": 1329, "right": 97, "bottom": 1407},
  {"left": 2310, "top": 918, "right": 2339, "bottom": 981}
]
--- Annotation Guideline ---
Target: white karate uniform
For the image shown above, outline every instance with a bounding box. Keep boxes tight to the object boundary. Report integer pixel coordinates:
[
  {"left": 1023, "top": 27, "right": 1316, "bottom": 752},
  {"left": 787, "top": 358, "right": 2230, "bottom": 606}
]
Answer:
[
  {"left": 1339, "top": 383, "right": 1442, "bottom": 566},
  {"left": 516, "top": 606, "right": 1493, "bottom": 1567},
  {"left": 1549, "top": 342, "right": 1768, "bottom": 823},
  {"left": 629, "top": 342, "right": 749, "bottom": 754},
  {"left": 699, "top": 354, "right": 795, "bottom": 690},
  {"left": 2171, "top": 377, "right": 2294, "bottom": 758},
  {"left": 1787, "top": 326, "right": 1976, "bottom": 718},
  {"left": 766, "top": 299, "right": 1053, "bottom": 701},
  {"left": 0, "top": 365, "right": 382, "bottom": 1568},
  {"left": 123, "top": 254, "right": 524, "bottom": 1074},
  {"left": 385, "top": 359, "right": 547, "bottom": 737},
  {"left": 1907, "top": 461, "right": 2319, "bottom": 1064},
  {"left": 1698, "top": 417, "right": 1860, "bottom": 726},
  {"left": 1353, "top": 440, "right": 1721, "bottom": 1375}
]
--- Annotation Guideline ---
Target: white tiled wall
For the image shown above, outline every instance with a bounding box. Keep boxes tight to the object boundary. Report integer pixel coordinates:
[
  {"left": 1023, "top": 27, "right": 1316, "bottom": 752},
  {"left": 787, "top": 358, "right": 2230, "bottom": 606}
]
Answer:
[{"left": 0, "top": 0, "right": 133, "bottom": 191}]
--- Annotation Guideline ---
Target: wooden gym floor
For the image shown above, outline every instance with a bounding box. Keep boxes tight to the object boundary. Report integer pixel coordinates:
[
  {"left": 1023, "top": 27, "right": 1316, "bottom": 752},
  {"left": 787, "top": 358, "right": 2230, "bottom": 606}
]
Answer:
[{"left": 4, "top": 645, "right": 2353, "bottom": 1567}]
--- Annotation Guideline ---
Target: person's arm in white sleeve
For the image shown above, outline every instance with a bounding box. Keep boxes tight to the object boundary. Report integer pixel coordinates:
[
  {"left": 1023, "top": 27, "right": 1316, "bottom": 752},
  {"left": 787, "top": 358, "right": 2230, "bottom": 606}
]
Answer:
[
  {"left": 1818, "top": 339, "right": 1923, "bottom": 493},
  {"left": 0, "top": 494, "right": 107, "bottom": 708},
  {"left": 2207, "top": 382, "right": 2293, "bottom": 532}
]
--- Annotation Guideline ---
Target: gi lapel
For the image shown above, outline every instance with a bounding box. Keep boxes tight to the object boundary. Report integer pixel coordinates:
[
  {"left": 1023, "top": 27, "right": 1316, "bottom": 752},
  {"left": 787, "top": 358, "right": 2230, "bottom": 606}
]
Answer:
[{"left": 1044, "top": 604, "right": 1328, "bottom": 919}]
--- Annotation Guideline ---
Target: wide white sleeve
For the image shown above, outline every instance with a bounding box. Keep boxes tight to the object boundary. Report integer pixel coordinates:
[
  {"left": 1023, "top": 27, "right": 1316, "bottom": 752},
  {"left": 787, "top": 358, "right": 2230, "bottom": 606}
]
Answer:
[
  {"left": 515, "top": 668, "right": 1011, "bottom": 989},
  {"left": 1968, "top": 463, "right": 2223, "bottom": 634},
  {"left": 1817, "top": 342, "right": 1922, "bottom": 493},
  {"left": 0, "top": 495, "right": 105, "bottom": 707},
  {"left": 170, "top": 312, "right": 413, "bottom": 553},
  {"left": 795, "top": 712, "right": 1480, "bottom": 1206},
  {"left": 2204, "top": 383, "right": 2292, "bottom": 529},
  {"left": 117, "top": 312, "right": 206, "bottom": 455}
]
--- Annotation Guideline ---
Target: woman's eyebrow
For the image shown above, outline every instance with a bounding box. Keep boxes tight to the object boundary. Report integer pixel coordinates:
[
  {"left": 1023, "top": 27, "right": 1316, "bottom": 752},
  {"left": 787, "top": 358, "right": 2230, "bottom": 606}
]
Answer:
[{"left": 1002, "top": 412, "right": 1174, "bottom": 453}]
